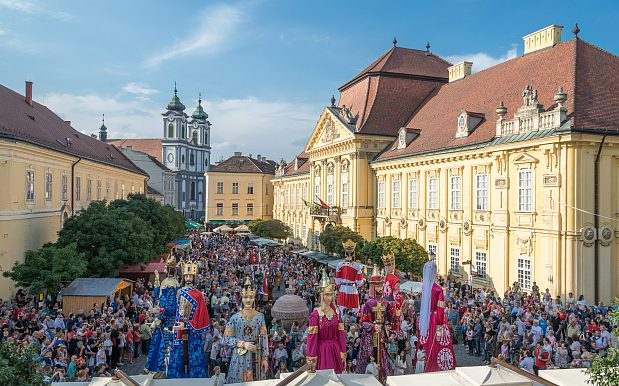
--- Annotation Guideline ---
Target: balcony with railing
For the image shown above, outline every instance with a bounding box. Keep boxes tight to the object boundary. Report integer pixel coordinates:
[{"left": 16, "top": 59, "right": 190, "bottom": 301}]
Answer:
[{"left": 310, "top": 206, "right": 341, "bottom": 223}]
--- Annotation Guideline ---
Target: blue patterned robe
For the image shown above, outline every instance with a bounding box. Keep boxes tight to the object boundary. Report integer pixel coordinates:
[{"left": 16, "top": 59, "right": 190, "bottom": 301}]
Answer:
[
  {"left": 146, "top": 277, "right": 178, "bottom": 373},
  {"left": 167, "top": 286, "right": 210, "bottom": 378},
  {"left": 224, "top": 309, "right": 269, "bottom": 383}
]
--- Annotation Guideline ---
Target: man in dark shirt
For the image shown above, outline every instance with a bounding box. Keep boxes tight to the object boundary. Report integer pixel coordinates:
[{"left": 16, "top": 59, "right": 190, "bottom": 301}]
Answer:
[{"left": 110, "top": 322, "right": 120, "bottom": 369}]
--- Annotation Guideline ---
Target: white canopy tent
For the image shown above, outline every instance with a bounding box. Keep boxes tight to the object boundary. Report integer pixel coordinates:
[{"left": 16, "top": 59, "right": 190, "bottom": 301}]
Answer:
[
  {"left": 399, "top": 280, "right": 423, "bottom": 294},
  {"left": 539, "top": 368, "right": 589, "bottom": 385},
  {"left": 228, "top": 369, "right": 381, "bottom": 386}
]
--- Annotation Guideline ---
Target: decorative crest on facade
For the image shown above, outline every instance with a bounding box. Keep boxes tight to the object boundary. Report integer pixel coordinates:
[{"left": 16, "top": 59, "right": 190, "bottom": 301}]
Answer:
[{"left": 321, "top": 117, "right": 340, "bottom": 143}]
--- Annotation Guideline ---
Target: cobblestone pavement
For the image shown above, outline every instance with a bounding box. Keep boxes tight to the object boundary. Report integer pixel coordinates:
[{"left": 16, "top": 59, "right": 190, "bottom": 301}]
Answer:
[
  {"left": 121, "top": 353, "right": 148, "bottom": 376},
  {"left": 453, "top": 340, "right": 486, "bottom": 367}
]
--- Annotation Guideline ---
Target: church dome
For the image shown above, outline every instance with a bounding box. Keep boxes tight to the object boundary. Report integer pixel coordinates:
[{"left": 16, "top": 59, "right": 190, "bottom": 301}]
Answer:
[
  {"left": 191, "top": 94, "right": 208, "bottom": 120},
  {"left": 166, "top": 83, "right": 186, "bottom": 112},
  {"left": 271, "top": 287, "right": 309, "bottom": 329}
]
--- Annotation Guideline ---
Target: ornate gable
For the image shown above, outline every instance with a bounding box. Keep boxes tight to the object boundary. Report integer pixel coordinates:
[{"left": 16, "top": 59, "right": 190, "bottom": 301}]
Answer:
[{"left": 305, "top": 108, "right": 356, "bottom": 153}]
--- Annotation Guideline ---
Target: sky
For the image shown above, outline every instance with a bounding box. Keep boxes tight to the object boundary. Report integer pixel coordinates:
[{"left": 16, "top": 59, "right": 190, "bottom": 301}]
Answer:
[{"left": 1, "top": 0, "right": 619, "bottom": 162}]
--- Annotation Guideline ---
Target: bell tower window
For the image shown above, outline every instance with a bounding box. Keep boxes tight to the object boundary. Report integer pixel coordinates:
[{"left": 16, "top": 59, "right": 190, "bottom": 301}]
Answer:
[
  {"left": 192, "top": 131, "right": 198, "bottom": 144},
  {"left": 168, "top": 123, "right": 174, "bottom": 138}
]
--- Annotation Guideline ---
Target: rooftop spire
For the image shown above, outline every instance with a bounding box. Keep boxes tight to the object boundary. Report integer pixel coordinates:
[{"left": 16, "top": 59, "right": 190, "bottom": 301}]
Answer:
[
  {"left": 573, "top": 23, "right": 580, "bottom": 38},
  {"left": 191, "top": 92, "right": 208, "bottom": 120},
  {"left": 166, "top": 82, "right": 186, "bottom": 112},
  {"left": 330, "top": 94, "right": 336, "bottom": 107},
  {"left": 393, "top": 36, "right": 397, "bottom": 47},
  {"left": 425, "top": 41, "right": 431, "bottom": 55},
  {"left": 174, "top": 81, "right": 177, "bottom": 95},
  {"left": 100, "top": 113, "right": 107, "bottom": 130}
]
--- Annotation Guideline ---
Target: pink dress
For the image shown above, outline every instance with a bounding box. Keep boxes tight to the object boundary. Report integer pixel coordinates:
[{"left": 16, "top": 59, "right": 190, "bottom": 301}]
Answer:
[
  {"left": 419, "top": 283, "right": 456, "bottom": 372},
  {"left": 306, "top": 305, "right": 346, "bottom": 373}
]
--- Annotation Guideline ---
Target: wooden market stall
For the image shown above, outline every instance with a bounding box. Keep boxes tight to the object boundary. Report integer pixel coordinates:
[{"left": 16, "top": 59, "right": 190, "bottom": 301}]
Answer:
[{"left": 61, "top": 278, "right": 134, "bottom": 316}]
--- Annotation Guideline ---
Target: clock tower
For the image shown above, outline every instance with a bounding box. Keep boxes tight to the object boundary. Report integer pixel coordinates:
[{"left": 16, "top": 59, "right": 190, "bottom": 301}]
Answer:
[{"left": 161, "top": 84, "right": 211, "bottom": 219}]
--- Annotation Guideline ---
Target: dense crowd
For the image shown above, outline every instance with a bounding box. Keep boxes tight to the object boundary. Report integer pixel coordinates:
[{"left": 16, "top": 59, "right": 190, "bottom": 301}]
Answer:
[{"left": 0, "top": 230, "right": 617, "bottom": 383}]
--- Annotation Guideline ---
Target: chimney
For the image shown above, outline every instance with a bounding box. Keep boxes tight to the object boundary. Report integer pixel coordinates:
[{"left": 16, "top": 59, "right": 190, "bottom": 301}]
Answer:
[
  {"left": 262, "top": 156, "right": 267, "bottom": 162},
  {"left": 65, "top": 120, "right": 71, "bottom": 126},
  {"left": 234, "top": 151, "right": 242, "bottom": 156},
  {"left": 249, "top": 154, "right": 253, "bottom": 159},
  {"left": 523, "top": 24, "right": 562, "bottom": 55},
  {"left": 256, "top": 154, "right": 261, "bottom": 161},
  {"left": 448, "top": 61, "right": 472, "bottom": 82},
  {"left": 25, "top": 81, "right": 33, "bottom": 106}
]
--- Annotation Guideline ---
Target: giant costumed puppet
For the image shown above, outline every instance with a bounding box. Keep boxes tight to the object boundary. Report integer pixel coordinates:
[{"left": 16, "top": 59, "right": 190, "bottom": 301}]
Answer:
[
  {"left": 167, "top": 260, "right": 211, "bottom": 378},
  {"left": 335, "top": 240, "right": 364, "bottom": 312},
  {"left": 224, "top": 276, "right": 269, "bottom": 383},
  {"left": 145, "top": 255, "right": 178, "bottom": 377},
  {"left": 356, "top": 265, "right": 394, "bottom": 382},
  {"left": 382, "top": 254, "right": 404, "bottom": 333},
  {"left": 306, "top": 269, "right": 347, "bottom": 373},
  {"left": 417, "top": 259, "right": 456, "bottom": 372}
]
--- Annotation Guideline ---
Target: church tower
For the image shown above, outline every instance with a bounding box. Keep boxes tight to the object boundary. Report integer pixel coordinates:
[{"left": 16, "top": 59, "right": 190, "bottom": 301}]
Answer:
[{"left": 161, "top": 84, "right": 211, "bottom": 219}]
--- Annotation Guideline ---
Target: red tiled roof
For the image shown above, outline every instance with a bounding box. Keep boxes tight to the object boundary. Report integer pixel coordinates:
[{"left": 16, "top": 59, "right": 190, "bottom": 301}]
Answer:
[
  {"left": 282, "top": 151, "right": 310, "bottom": 177},
  {"left": 0, "top": 84, "right": 147, "bottom": 176},
  {"left": 337, "top": 47, "right": 450, "bottom": 136},
  {"left": 377, "top": 39, "right": 619, "bottom": 161},
  {"left": 107, "top": 138, "right": 163, "bottom": 162},
  {"left": 209, "top": 155, "right": 275, "bottom": 174}
]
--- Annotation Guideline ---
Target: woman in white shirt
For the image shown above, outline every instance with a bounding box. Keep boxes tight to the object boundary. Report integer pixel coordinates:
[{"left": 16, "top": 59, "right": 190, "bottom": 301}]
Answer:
[
  {"left": 415, "top": 346, "right": 425, "bottom": 374},
  {"left": 395, "top": 350, "right": 407, "bottom": 375}
]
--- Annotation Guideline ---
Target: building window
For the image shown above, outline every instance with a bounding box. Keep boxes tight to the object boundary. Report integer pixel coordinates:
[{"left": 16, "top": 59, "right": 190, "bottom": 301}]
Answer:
[
  {"left": 122, "top": 184, "right": 126, "bottom": 199},
  {"left": 450, "top": 247, "right": 460, "bottom": 274},
  {"left": 192, "top": 131, "right": 198, "bottom": 144},
  {"left": 62, "top": 174, "right": 68, "bottom": 201},
  {"left": 450, "top": 176, "right": 461, "bottom": 210},
  {"left": 25, "top": 170, "right": 35, "bottom": 201},
  {"left": 408, "top": 178, "right": 418, "bottom": 209},
  {"left": 75, "top": 176, "right": 82, "bottom": 201},
  {"left": 476, "top": 174, "right": 489, "bottom": 211},
  {"left": 216, "top": 182, "right": 224, "bottom": 194},
  {"left": 428, "top": 244, "right": 437, "bottom": 260},
  {"left": 428, "top": 177, "right": 438, "bottom": 209},
  {"left": 378, "top": 181, "right": 385, "bottom": 208},
  {"left": 265, "top": 184, "right": 268, "bottom": 195},
  {"left": 285, "top": 188, "right": 289, "bottom": 206},
  {"left": 232, "top": 182, "right": 239, "bottom": 194},
  {"left": 168, "top": 123, "right": 174, "bottom": 138},
  {"left": 247, "top": 183, "right": 254, "bottom": 194},
  {"left": 131, "top": 184, "right": 135, "bottom": 194},
  {"left": 190, "top": 181, "right": 196, "bottom": 201},
  {"left": 314, "top": 178, "right": 320, "bottom": 199},
  {"left": 45, "top": 172, "right": 53, "bottom": 201},
  {"left": 475, "top": 251, "right": 487, "bottom": 279},
  {"left": 326, "top": 174, "right": 333, "bottom": 206},
  {"left": 232, "top": 203, "right": 239, "bottom": 216},
  {"left": 216, "top": 203, "right": 223, "bottom": 216},
  {"left": 518, "top": 170, "right": 533, "bottom": 212},
  {"left": 517, "top": 257, "right": 532, "bottom": 291},
  {"left": 189, "top": 153, "right": 195, "bottom": 166},
  {"left": 87, "top": 178, "right": 92, "bottom": 201},
  {"left": 106, "top": 179, "right": 110, "bottom": 200},
  {"left": 296, "top": 187, "right": 300, "bottom": 206},
  {"left": 114, "top": 181, "right": 118, "bottom": 200},
  {"left": 341, "top": 172, "right": 348, "bottom": 208},
  {"left": 302, "top": 224, "right": 306, "bottom": 240},
  {"left": 392, "top": 179, "right": 400, "bottom": 208},
  {"left": 303, "top": 185, "right": 308, "bottom": 202},
  {"left": 247, "top": 203, "right": 253, "bottom": 216},
  {"left": 96, "top": 180, "right": 102, "bottom": 200}
]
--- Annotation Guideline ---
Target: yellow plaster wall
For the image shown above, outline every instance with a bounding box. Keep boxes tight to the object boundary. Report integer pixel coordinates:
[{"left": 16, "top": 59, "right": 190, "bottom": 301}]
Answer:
[{"left": 205, "top": 172, "right": 274, "bottom": 222}]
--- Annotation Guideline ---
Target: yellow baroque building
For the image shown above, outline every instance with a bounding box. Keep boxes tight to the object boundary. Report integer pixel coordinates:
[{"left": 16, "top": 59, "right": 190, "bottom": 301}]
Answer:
[
  {"left": 0, "top": 82, "right": 148, "bottom": 297},
  {"left": 205, "top": 153, "right": 275, "bottom": 224},
  {"left": 274, "top": 25, "right": 619, "bottom": 303}
]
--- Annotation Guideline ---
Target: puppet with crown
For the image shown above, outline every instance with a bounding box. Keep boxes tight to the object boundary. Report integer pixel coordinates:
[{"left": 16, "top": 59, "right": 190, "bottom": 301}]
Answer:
[
  {"left": 167, "top": 260, "right": 210, "bottom": 378},
  {"left": 224, "top": 276, "right": 270, "bottom": 383},
  {"left": 334, "top": 239, "right": 364, "bottom": 312},
  {"left": 145, "top": 255, "right": 179, "bottom": 376},
  {"left": 382, "top": 253, "right": 404, "bottom": 332},
  {"left": 306, "top": 269, "right": 347, "bottom": 373}
]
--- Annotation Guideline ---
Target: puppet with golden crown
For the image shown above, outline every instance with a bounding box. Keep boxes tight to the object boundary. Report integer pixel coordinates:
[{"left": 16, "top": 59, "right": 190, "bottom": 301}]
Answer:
[
  {"left": 382, "top": 254, "right": 403, "bottom": 332},
  {"left": 167, "top": 260, "right": 210, "bottom": 378},
  {"left": 356, "top": 265, "right": 394, "bottom": 381},
  {"left": 306, "top": 270, "right": 347, "bottom": 374},
  {"left": 334, "top": 240, "right": 364, "bottom": 312},
  {"left": 145, "top": 255, "right": 179, "bottom": 376},
  {"left": 224, "top": 277, "right": 269, "bottom": 383}
]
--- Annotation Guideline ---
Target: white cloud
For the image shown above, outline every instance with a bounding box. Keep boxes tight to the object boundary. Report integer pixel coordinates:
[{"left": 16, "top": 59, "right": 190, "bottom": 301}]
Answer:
[
  {"left": 145, "top": 3, "right": 246, "bottom": 68},
  {"left": 0, "top": 0, "right": 73, "bottom": 20},
  {"left": 446, "top": 44, "right": 518, "bottom": 72},
  {"left": 43, "top": 90, "right": 321, "bottom": 162},
  {"left": 122, "top": 82, "right": 159, "bottom": 97}
]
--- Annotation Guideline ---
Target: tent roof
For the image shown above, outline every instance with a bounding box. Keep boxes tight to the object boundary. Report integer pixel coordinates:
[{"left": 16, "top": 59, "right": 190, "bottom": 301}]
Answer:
[
  {"left": 62, "top": 278, "right": 131, "bottom": 297},
  {"left": 539, "top": 368, "right": 589, "bottom": 386}
]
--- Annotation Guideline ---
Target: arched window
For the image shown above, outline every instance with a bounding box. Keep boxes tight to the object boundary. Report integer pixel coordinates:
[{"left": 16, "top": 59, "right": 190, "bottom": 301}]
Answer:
[
  {"left": 192, "top": 131, "right": 198, "bottom": 144},
  {"left": 190, "top": 181, "right": 196, "bottom": 201},
  {"left": 190, "top": 153, "right": 195, "bottom": 166},
  {"left": 168, "top": 123, "right": 174, "bottom": 138}
]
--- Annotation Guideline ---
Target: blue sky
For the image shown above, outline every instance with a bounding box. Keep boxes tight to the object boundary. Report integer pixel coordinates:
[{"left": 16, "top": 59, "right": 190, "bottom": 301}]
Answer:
[{"left": 1, "top": 0, "right": 618, "bottom": 161}]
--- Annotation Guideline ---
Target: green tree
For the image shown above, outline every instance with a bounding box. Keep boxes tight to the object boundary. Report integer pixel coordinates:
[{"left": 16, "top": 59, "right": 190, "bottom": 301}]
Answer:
[
  {"left": 361, "top": 236, "right": 428, "bottom": 275},
  {"left": 248, "top": 219, "right": 291, "bottom": 240},
  {"left": 57, "top": 201, "right": 156, "bottom": 276},
  {"left": 109, "top": 194, "right": 184, "bottom": 254},
  {"left": 586, "top": 299, "right": 619, "bottom": 386},
  {"left": 3, "top": 243, "right": 86, "bottom": 295},
  {"left": 0, "top": 341, "right": 46, "bottom": 386},
  {"left": 318, "top": 225, "right": 365, "bottom": 258}
]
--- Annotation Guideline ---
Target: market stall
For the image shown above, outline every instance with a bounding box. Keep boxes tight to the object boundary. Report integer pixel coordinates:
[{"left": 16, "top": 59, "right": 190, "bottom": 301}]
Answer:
[{"left": 62, "top": 278, "right": 134, "bottom": 316}]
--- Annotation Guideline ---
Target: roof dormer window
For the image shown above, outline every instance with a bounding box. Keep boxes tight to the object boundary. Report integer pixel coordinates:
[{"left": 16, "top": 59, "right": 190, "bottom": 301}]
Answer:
[
  {"left": 456, "top": 110, "right": 484, "bottom": 139},
  {"left": 396, "top": 127, "right": 420, "bottom": 150}
]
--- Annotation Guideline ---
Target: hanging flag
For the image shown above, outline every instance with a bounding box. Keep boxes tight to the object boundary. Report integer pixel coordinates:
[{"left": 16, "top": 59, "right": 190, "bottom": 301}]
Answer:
[
  {"left": 262, "top": 272, "right": 269, "bottom": 300},
  {"left": 315, "top": 195, "right": 330, "bottom": 209},
  {"left": 302, "top": 199, "right": 311, "bottom": 207}
]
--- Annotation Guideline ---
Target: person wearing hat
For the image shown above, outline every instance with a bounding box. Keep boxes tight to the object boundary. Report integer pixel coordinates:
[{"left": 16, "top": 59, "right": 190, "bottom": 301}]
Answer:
[
  {"left": 306, "top": 269, "right": 347, "bottom": 374},
  {"left": 223, "top": 276, "right": 269, "bottom": 383}
]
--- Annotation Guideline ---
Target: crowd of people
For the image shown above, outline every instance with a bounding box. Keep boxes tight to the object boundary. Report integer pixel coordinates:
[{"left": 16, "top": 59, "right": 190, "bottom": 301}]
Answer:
[{"left": 0, "top": 230, "right": 617, "bottom": 383}]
